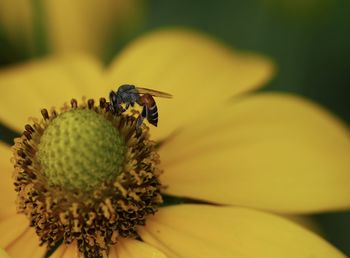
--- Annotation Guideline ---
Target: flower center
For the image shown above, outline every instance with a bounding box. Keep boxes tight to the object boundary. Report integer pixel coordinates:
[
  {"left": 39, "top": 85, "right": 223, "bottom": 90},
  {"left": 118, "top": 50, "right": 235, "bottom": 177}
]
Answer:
[
  {"left": 38, "top": 109, "right": 126, "bottom": 191},
  {"left": 12, "top": 98, "right": 163, "bottom": 257}
]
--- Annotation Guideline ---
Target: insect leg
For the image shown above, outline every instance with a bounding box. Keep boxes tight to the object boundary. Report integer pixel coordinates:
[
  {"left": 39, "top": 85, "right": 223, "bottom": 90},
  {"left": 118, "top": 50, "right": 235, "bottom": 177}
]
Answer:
[
  {"left": 136, "top": 106, "right": 148, "bottom": 129},
  {"left": 141, "top": 105, "right": 148, "bottom": 117}
]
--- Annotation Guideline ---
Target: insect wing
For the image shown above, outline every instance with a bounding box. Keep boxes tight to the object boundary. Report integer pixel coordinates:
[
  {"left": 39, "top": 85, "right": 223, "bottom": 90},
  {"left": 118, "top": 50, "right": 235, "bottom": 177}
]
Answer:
[{"left": 136, "top": 87, "right": 173, "bottom": 98}]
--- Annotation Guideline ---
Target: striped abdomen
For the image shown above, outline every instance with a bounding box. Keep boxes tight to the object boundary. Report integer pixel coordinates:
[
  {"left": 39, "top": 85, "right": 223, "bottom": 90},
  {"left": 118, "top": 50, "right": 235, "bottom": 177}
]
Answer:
[{"left": 140, "top": 94, "right": 158, "bottom": 126}]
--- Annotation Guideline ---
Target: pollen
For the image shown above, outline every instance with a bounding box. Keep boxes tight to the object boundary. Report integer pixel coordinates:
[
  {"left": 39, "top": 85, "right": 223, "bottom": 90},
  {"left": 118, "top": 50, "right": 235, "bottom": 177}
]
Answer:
[{"left": 12, "top": 97, "right": 163, "bottom": 257}]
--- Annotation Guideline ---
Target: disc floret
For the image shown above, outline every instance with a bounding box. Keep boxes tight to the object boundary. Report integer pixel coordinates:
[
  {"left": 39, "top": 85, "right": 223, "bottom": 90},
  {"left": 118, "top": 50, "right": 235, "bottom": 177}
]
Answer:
[
  {"left": 12, "top": 98, "right": 163, "bottom": 257},
  {"left": 37, "top": 109, "right": 126, "bottom": 191}
]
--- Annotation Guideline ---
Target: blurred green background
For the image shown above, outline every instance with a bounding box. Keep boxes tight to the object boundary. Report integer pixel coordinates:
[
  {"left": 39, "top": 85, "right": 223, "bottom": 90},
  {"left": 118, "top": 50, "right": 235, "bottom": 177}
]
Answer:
[{"left": 0, "top": 0, "right": 349, "bottom": 255}]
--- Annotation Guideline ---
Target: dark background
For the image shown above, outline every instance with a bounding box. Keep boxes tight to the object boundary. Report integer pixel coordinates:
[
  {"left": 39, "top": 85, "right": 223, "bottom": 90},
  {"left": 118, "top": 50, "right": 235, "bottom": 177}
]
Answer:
[{"left": 1, "top": 0, "right": 349, "bottom": 255}]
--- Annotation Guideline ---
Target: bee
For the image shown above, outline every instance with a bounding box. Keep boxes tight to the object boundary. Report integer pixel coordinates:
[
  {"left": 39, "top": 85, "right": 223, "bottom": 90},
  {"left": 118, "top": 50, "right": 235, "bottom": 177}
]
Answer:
[{"left": 109, "top": 84, "right": 172, "bottom": 129}]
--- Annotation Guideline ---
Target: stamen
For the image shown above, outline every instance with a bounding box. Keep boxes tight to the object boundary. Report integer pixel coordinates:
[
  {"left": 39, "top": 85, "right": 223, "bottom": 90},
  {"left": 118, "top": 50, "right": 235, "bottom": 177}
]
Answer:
[
  {"left": 25, "top": 124, "right": 35, "bottom": 133},
  {"left": 50, "top": 109, "right": 58, "bottom": 118},
  {"left": 41, "top": 108, "right": 50, "bottom": 120},
  {"left": 88, "top": 99, "right": 94, "bottom": 109},
  {"left": 99, "top": 97, "right": 107, "bottom": 108},
  {"left": 71, "top": 98, "right": 78, "bottom": 109},
  {"left": 23, "top": 130, "right": 32, "bottom": 140}
]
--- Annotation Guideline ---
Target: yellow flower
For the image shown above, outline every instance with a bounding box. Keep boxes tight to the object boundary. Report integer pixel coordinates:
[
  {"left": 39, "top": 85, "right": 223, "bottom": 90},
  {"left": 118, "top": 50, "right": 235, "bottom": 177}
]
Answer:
[
  {"left": 0, "top": 29, "right": 349, "bottom": 258},
  {"left": 0, "top": 0, "right": 142, "bottom": 57},
  {"left": 0, "top": 248, "right": 10, "bottom": 258}
]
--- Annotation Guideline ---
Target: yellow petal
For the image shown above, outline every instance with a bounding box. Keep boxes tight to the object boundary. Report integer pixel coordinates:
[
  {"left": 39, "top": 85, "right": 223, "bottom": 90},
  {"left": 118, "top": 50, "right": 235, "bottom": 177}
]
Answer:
[
  {"left": 109, "top": 238, "right": 167, "bottom": 258},
  {"left": 283, "top": 215, "right": 323, "bottom": 236},
  {"left": 43, "top": 0, "right": 142, "bottom": 56},
  {"left": 49, "top": 244, "right": 67, "bottom": 258},
  {"left": 160, "top": 93, "right": 350, "bottom": 213},
  {"left": 106, "top": 29, "right": 275, "bottom": 139},
  {"left": 0, "top": 1, "right": 33, "bottom": 51},
  {"left": 0, "top": 211, "right": 46, "bottom": 258},
  {"left": 52, "top": 242, "right": 83, "bottom": 258},
  {"left": 0, "top": 55, "right": 104, "bottom": 131},
  {"left": 0, "top": 248, "right": 10, "bottom": 258},
  {"left": 5, "top": 225, "right": 46, "bottom": 258},
  {"left": 0, "top": 212, "right": 28, "bottom": 248},
  {"left": 58, "top": 242, "right": 84, "bottom": 258},
  {"left": 139, "top": 205, "right": 346, "bottom": 258},
  {"left": 0, "top": 0, "right": 142, "bottom": 57},
  {"left": 0, "top": 143, "right": 16, "bottom": 210}
]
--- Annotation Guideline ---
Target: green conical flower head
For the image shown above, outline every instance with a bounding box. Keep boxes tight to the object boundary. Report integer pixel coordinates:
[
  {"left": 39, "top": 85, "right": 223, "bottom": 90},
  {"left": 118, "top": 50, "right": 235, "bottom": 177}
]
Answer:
[{"left": 37, "top": 109, "right": 126, "bottom": 191}]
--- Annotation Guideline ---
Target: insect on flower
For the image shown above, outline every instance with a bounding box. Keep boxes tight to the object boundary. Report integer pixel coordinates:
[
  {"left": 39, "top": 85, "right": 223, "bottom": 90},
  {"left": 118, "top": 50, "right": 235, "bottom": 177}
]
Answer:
[{"left": 109, "top": 84, "right": 173, "bottom": 129}]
